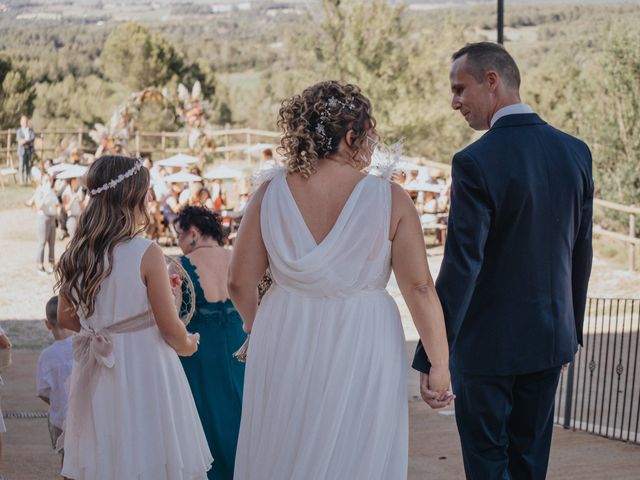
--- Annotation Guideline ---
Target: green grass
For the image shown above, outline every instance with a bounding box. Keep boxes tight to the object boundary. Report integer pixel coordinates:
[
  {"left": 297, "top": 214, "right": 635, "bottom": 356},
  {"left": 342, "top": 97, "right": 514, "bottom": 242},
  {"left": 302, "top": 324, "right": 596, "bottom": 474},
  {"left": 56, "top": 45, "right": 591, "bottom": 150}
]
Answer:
[
  {"left": 219, "top": 71, "right": 263, "bottom": 92},
  {"left": 0, "top": 184, "right": 34, "bottom": 212}
]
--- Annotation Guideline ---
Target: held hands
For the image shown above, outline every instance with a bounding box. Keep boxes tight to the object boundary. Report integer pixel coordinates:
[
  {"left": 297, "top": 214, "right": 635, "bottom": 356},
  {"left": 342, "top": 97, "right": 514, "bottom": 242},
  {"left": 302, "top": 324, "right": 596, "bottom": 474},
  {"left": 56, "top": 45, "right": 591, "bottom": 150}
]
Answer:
[{"left": 420, "top": 367, "right": 455, "bottom": 409}]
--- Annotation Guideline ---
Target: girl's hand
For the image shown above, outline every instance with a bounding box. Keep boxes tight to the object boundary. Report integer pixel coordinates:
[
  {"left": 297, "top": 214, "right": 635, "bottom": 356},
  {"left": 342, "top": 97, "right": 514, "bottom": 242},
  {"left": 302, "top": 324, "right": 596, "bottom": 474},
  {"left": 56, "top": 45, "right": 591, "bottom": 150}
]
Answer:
[
  {"left": 178, "top": 333, "right": 200, "bottom": 357},
  {"left": 169, "top": 274, "right": 182, "bottom": 290}
]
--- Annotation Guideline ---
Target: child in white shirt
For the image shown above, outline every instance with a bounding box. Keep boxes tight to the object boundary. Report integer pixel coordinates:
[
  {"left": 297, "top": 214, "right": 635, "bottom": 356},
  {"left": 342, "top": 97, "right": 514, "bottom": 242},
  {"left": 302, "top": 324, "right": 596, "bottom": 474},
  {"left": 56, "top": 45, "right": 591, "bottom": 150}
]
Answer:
[{"left": 36, "top": 296, "right": 73, "bottom": 456}]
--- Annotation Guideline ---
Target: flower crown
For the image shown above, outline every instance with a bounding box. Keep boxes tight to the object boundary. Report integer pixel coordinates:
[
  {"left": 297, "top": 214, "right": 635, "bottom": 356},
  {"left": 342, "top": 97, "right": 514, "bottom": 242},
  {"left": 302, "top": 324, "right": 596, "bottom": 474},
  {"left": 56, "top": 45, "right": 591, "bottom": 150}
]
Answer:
[
  {"left": 90, "top": 157, "right": 145, "bottom": 196},
  {"left": 314, "top": 95, "right": 357, "bottom": 151}
]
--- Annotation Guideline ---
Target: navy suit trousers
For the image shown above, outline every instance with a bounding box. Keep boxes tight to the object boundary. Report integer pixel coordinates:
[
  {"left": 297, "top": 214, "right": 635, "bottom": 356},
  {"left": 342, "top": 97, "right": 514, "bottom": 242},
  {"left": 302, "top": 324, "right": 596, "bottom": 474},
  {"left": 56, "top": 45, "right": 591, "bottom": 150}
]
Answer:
[{"left": 452, "top": 367, "right": 562, "bottom": 480}]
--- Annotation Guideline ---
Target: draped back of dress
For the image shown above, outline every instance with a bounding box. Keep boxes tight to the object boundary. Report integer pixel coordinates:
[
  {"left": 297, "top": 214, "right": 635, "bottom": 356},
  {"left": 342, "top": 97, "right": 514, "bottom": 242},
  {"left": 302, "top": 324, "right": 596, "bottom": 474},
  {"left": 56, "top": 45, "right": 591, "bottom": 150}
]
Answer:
[{"left": 260, "top": 171, "right": 392, "bottom": 298}]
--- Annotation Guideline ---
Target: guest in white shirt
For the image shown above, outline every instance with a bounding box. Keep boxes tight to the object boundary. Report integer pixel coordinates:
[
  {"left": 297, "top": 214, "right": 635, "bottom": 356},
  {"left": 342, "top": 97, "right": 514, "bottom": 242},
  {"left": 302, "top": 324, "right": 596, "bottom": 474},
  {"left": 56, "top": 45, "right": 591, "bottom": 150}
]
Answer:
[
  {"left": 61, "top": 178, "right": 85, "bottom": 237},
  {"left": 179, "top": 181, "right": 203, "bottom": 207},
  {"left": 36, "top": 296, "right": 73, "bottom": 460},
  {"left": 34, "top": 174, "right": 59, "bottom": 274}
]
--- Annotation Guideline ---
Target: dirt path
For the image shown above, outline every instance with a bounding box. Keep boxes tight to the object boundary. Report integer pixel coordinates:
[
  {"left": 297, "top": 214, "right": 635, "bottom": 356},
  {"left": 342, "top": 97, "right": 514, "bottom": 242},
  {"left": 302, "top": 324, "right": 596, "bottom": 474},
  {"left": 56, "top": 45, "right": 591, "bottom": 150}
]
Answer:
[{"left": 3, "top": 347, "right": 640, "bottom": 479}]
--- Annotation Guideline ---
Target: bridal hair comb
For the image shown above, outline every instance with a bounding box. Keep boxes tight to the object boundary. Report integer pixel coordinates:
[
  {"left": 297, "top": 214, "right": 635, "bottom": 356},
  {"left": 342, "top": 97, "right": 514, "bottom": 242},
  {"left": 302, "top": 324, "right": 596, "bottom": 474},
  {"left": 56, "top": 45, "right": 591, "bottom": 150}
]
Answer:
[
  {"left": 315, "top": 96, "right": 357, "bottom": 151},
  {"left": 90, "top": 157, "right": 145, "bottom": 196}
]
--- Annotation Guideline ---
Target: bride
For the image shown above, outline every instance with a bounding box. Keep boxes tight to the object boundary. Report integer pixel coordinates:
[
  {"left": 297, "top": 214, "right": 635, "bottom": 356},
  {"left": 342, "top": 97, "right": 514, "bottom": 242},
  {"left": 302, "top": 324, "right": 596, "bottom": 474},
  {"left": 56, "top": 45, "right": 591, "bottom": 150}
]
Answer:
[{"left": 229, "top": 80, "right": 452, "bottom": 479}]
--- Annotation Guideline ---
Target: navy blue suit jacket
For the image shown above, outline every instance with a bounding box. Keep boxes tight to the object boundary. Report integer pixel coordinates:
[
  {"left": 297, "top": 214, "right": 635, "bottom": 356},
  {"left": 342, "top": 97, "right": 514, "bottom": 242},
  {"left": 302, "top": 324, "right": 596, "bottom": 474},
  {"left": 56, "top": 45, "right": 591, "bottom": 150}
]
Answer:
[{"left": 413, "top": 113, "right": 593, "bottom": 376}]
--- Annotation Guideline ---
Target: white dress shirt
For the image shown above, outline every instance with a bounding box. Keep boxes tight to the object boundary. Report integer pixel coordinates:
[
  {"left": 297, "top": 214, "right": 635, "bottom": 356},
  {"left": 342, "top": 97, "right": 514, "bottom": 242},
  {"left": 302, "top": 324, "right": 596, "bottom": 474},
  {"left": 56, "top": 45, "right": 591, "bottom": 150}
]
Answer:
[
  {"left": 36, "top": 336, "right": 73, "bottom": 429},
  {"left": 490, "top": 103, "right": 534, "bottom": 128},
  {"left": 35, "top": 185, "right": 59, "bottom": 217},
  {"left": 62, "top": 185, "right": 84, "bottom": 216}
]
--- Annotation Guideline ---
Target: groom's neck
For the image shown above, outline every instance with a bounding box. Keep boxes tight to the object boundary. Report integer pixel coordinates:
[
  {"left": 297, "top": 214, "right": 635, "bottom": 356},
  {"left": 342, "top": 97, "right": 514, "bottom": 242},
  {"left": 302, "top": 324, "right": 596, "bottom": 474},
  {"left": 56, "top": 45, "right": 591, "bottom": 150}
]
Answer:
[{"left": 487, "top": 93, "right": 522, "bottom": 126}]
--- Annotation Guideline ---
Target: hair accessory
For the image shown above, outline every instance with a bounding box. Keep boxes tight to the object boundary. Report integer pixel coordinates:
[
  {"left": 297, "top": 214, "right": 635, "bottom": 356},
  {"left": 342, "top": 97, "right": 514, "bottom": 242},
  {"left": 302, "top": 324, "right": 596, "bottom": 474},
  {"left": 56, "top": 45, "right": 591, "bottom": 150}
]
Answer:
[
  {"left": 314, "top": 96, "right": 357, "bottom": 151},
  {"left": 90, "top": 157, "right": 145, "bottom": 196}
]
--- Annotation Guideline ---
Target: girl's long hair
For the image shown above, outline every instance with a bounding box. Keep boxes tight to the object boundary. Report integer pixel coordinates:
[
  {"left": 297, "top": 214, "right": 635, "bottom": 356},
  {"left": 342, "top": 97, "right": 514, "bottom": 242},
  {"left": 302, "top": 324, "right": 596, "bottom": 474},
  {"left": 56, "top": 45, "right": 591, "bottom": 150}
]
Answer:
[{"left": 55, "top": 155, "right": 150, "bottom": 318}]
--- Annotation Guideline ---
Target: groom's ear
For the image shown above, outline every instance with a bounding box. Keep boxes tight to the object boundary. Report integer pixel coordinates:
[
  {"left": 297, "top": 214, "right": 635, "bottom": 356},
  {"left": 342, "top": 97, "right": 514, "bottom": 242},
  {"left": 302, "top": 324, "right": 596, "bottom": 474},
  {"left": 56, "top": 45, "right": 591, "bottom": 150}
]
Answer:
[{"left": 486, "top": 70, "right": 499, "bottom": 92}]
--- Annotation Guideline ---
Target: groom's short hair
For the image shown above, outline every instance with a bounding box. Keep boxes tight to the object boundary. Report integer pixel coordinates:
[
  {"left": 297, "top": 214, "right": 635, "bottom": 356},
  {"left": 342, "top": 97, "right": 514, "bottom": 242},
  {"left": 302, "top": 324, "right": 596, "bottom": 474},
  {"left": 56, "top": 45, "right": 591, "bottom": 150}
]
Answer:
[{"left": 452, "top": 42, "right": 521, "bottom": 90}]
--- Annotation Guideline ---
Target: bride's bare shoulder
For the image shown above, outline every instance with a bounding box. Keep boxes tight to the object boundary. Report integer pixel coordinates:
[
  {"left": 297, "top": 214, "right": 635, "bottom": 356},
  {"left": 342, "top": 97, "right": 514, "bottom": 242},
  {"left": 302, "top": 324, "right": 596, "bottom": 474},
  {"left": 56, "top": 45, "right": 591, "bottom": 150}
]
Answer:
[
  {"left": 390, "top": 181, "right": 415, "bottom": 212},
  {"left": 389, "top": 181, "right": 418, "bottom": 240}
]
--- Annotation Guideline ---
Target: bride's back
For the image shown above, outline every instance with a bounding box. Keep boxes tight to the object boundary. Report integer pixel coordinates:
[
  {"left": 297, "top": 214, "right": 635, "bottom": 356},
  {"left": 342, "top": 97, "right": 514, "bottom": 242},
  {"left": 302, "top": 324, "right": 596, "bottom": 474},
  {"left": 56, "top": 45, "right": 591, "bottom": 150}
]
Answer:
[{"left": 285, "top": 164, "right": 367, "bottom": 245}]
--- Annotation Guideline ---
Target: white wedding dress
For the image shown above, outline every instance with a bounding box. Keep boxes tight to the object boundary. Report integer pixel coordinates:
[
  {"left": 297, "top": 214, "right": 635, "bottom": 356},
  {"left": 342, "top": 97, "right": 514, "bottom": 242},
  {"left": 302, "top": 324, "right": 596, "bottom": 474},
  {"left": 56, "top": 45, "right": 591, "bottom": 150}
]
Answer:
[{"left": 234, "top": 171, "right": 408, "bottom": 479}]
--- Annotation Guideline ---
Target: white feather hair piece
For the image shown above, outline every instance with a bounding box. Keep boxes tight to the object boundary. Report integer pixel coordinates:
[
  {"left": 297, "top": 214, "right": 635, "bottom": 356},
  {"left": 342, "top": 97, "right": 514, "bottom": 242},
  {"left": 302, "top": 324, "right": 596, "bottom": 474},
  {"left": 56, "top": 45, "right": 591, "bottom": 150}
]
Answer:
[
  {"left": 250, "top": 163, "right": 286, "bottom": 193},
  {"left": 368, "top": 140, "right": 403, "bottom": 180}
]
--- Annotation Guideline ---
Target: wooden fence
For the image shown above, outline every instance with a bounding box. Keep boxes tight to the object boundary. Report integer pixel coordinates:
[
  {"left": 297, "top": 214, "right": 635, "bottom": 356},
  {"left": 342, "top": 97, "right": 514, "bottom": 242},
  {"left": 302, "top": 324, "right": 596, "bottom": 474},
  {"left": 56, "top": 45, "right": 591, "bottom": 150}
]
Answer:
[
  {"left": 399, "top": 158, "right": 640, "bottom": 271},
  {"left": 0, "top": 127, "right": 281, "bottom": 167},
  {"left": 593, "top": 199, "right": 639, "bottom": 272},
  {"left": 1, "top": 128, "right": 638, "bottom": 270}
]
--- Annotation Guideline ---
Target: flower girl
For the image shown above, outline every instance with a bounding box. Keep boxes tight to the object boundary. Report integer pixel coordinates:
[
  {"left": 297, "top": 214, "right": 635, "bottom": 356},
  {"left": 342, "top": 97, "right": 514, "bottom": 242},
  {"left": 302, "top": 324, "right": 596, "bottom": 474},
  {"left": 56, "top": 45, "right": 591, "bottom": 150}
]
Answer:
[{"left": 55, "top": 155, "right": 212, "bottom": 479}]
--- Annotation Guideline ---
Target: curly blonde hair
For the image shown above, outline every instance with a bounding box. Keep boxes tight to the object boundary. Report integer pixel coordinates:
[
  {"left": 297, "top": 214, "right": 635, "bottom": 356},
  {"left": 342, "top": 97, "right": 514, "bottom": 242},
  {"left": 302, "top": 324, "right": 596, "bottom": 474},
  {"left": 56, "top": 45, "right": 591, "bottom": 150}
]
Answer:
[{"left": 277, "top": 81, "right": 376, "bottom": 178}]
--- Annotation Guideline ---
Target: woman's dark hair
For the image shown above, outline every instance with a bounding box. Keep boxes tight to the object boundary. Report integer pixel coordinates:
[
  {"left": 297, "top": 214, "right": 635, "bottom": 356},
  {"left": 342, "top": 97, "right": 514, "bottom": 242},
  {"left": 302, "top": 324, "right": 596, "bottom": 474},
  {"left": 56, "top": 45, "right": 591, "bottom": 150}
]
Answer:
[
  {"left": 174, "top": 205, "right": 225, "bottom": 246},
  {"left": 197, "top": 187, "right": 211, "bottom": 200}
]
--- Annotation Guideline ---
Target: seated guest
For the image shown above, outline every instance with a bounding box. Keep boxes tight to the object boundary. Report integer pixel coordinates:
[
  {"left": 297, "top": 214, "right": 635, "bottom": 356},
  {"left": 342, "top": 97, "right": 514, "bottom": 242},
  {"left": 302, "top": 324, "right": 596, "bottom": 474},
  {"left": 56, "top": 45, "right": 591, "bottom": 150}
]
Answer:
[
  {"left": 194, "top": 187, "right": 214, "bottom": 210},
  {"left": 180, "top": 181, "right": 204, "bottom": 207},
  {"left": 145, "top": 187, "right": 164, "bottom": 241},
  {"left": 211, "top": 179, "right": 226, "bottom": 212},
  {"left": 36, "top": 296, "right": 73, "bottom": 465},
  {"left": 174, "top": 206, "right": 245, "bottom": 480},
  {"left": 162, "top": 182, "right": 184, "bottom": 225}
]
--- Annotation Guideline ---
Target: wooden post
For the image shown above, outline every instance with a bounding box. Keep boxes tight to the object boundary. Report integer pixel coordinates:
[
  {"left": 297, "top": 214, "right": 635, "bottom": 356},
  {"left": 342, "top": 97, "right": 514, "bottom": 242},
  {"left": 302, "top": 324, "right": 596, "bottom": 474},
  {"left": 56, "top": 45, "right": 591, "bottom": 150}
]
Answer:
[
  {"left": 161, "top": 132, "right": 167, "bottom": 157},
  {"left": 40, "top": 131, "right": 45, "bottom": 161},
  {"left": 135, "top": 132, "right": 141, "bottom": 156},
  {"left": 630, "top": 214, "right": 636, "bottom": 271},
  {"left": 6, "top": 130, "right": 12, "bottom": 168},
  {"left": 497, "top": 0, "right": 504, "bottom": 44},
  {"left": 224, "top": 125, "right": 230, "bottom": 163},
  {"left": 77, "top": 127, "right": 83, "bottom": 154}
]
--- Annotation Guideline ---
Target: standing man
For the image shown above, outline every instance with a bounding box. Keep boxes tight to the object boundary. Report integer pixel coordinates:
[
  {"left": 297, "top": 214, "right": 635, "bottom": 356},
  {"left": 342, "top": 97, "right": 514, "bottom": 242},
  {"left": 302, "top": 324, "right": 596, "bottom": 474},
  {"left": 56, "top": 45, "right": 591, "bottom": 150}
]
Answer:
[
  {"left": 413, "top": 42, "right": 593, "bottom": 479},
  {"left": 16, "top": 115, "right": 36, "bottom": 184}
]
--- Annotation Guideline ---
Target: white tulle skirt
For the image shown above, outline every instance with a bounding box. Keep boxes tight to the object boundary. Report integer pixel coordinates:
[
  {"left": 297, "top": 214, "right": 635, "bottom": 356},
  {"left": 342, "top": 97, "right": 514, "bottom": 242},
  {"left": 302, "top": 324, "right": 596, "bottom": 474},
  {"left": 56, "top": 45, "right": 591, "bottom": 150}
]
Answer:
[
  {"left": 234, "top": 286, "right": 408, "bottom": 480},
  {"left": 61, "top": 327, "right": 212, "bottom": 480}
]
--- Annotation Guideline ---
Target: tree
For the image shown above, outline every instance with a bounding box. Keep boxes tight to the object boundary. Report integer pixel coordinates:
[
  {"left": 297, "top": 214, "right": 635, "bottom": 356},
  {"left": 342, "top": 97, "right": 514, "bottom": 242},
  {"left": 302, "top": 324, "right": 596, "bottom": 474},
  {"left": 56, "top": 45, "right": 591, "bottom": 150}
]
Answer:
[
  {"left": 290, "top": 0, "right": 472, "bottom": 161},
  {"left": 0, "top": 55, "right": 37, "bottom": 129},
  {"left": 101, "top": 22, "right": 185, "bottom": 91},
  {"left": 595, "top": 32, "right": 640, "bottom": 207}
]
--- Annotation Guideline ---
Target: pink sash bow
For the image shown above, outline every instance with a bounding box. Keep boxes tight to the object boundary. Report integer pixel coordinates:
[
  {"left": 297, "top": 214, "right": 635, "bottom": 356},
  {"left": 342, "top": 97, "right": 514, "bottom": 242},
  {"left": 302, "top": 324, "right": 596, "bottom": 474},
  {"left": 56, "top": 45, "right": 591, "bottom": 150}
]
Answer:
[{"left": 58, "top": 309, "right": 156, "bottom": 451}]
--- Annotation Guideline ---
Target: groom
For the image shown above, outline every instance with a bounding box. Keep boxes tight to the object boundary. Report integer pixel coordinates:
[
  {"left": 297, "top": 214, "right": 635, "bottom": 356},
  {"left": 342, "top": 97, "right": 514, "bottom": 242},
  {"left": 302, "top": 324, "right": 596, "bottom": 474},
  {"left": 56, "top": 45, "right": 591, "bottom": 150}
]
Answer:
[{"left": 413, "top": 42, "right": 593, "bottom": 479}]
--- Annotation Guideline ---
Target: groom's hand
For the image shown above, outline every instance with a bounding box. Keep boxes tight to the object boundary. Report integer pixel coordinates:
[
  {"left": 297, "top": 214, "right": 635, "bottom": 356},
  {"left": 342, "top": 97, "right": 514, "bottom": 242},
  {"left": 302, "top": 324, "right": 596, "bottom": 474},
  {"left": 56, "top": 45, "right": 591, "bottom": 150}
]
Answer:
[{"left": 420, "top": 372, "right": 454, "bottom": 409}]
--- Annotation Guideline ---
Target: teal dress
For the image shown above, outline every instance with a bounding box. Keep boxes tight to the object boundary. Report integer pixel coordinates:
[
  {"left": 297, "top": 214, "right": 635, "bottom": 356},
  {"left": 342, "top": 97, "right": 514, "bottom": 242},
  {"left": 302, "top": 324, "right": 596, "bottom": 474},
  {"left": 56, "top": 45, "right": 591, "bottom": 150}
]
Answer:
[{"left": 179, "top": 256, "right": 246, "bottom": 480}]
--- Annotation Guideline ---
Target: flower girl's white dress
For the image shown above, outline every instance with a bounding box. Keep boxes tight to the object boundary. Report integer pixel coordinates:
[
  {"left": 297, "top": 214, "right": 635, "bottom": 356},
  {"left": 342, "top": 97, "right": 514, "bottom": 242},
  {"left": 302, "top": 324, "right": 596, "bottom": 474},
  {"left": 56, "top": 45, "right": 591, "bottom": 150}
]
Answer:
[{"left": 61, "top": 236, "right": 212, "bottom": 479}]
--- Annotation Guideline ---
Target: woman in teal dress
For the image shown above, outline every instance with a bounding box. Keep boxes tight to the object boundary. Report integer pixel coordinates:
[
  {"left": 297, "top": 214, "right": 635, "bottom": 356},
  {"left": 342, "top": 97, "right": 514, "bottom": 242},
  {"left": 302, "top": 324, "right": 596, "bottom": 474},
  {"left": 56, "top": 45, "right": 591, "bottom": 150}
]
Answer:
[{"left": 174, "top": 206, "right": 246, "bottom": 480}]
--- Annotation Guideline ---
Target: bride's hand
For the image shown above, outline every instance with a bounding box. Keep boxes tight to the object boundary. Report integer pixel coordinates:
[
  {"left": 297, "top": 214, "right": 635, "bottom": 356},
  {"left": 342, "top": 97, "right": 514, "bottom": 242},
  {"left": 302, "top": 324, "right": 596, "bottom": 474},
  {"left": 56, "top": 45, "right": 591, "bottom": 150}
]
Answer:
[
  {"left": 420, "top": 369, "right": 454, "bottom": 409},
  {"left": 428, "top": 365, "right": 451, "bottom": 392}
]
